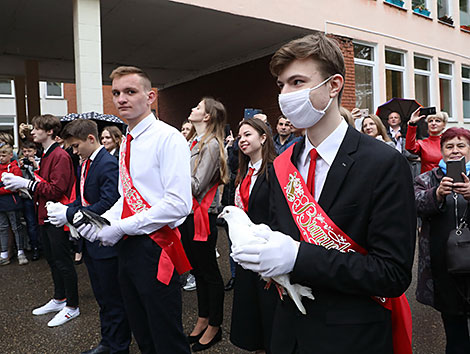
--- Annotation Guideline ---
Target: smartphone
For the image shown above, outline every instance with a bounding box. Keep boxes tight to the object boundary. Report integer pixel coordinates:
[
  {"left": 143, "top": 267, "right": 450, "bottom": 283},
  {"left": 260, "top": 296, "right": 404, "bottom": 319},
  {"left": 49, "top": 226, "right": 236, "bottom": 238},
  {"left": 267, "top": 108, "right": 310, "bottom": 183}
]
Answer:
[
  {"left": 447, "top": 157, "right": 466, "bottom": 183},
  {"left": 224, "top": 124, "right": 231, "bottom": 138},
  {"left": 360, "top": 108, "right": 369, "bottom": 118},
  {"left": 244, "top": 108, "right": 262, "bottom": 119},
  {"left": 419, "top": 106, "right": 436, "bottom": 116}
]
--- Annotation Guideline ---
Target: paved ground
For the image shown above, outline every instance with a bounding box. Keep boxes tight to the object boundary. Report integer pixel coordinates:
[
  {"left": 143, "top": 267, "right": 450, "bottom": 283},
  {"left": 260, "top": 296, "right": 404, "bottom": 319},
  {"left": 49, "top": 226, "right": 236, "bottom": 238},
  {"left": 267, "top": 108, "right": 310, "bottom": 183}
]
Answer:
[{"left": 1, "top": 227, "right": 446, "bottom": 353}]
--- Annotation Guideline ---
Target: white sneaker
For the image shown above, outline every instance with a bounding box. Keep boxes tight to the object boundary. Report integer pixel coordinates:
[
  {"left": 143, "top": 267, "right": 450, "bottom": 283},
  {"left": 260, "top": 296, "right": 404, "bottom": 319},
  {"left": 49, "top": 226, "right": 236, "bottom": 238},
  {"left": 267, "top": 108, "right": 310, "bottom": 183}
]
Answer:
[
  {"left": 47, "top": 306, "right": 80, "bottom": 327},
  {"left": 32, "top": 299, "right": 66, "bottom": 316},
  {"left": 18, "top": 254, "right": 28, "bottom": 265},
  {"left": 183, "top": 274, "right": 197, "bottom": 291}
]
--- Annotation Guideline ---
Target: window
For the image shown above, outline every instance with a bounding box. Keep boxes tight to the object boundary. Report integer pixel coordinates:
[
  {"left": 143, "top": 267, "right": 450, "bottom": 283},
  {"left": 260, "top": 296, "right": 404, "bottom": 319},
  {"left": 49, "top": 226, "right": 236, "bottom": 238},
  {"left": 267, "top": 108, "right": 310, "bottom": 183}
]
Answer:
[
  {"left": 412, "top": 0, "right": 429, "bottom": 11},
  {"left": 439, "top": 60, "right": 453, "bottom": 117},
  {"left": 438, "top": 0, "right": 454, "bottom": 24},
  {"left": 385, "top": 49, "right": 405, "bottom": 101},
  {"left": 0, "top": 79, "right": 13, "bottom": 96},
  {"left": 414, "top": 56, "right": 431, "bottom": 107},
  {"left": 463, "top": 65, "right": 470, "bottom": 119},
  {"left": 45, "top": 82, "right": 63, "bottom": 98},
  {"left": 461, "top": 0, "right": 470, "bottom": 27},
  {"left": 354, "top": 43, "right": 376, "bottom": 112}
]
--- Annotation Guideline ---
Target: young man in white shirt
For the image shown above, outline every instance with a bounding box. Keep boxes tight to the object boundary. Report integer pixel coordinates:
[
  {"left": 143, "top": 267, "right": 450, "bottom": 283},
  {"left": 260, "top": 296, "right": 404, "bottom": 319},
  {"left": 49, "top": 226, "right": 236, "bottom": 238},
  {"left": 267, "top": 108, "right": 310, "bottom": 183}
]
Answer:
[
  {"left": 79, "top": 66, "right": 192, "bottom": 354},
  {"left": 232, "top": 33, "right": 416, "bottom": 354}
]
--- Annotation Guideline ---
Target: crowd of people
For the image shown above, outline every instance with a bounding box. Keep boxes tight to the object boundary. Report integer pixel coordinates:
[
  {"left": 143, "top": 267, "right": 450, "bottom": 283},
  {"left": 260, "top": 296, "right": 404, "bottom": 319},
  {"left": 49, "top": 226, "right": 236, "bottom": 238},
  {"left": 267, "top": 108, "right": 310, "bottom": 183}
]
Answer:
[{"left": 1, "top": 32, "right": 469, "bottom": 354}]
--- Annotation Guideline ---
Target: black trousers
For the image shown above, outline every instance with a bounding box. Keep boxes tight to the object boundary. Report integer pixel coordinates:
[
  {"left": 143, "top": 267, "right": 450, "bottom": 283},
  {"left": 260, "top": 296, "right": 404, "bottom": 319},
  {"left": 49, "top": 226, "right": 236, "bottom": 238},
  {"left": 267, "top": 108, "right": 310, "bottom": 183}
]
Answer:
[
  {"left": 40, "top": 223, "right": 78, "bottom": 307},
  {"left": 441, "top": 313, "right": 470, "bottom": 354},
  {"left": 180, "top": 213, "right": 224, "bottom": 326},
  {"left": 118, "top": 236, "right": 190, "bottom": 354},
  {"left": 83, "top": 248, "right": 131, "bottom": 354}
]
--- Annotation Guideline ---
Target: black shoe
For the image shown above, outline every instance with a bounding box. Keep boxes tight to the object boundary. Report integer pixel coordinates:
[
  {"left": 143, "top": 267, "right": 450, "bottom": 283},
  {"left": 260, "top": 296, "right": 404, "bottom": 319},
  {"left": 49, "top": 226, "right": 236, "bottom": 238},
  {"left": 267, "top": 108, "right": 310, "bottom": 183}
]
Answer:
[
  {"left": 81, "top": 344, "right": 110, "bottom": 354},
  {"left": 32, "top": 248, "right": 40, "bottom": 261},
  {"left": 224, "top": 277, "right": 235, "bottom": 291},
  {"left": 192, "top": 327, "right": 222, "bottom": 352},
  {"left": 187, "top": 327, "right": 207, "bottom": 344}
]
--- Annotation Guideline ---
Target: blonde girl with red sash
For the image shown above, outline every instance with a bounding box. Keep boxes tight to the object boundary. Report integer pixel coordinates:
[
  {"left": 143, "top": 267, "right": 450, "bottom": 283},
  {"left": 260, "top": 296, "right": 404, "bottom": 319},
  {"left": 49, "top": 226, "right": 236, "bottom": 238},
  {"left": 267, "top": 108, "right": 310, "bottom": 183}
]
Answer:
[
  {"left": 179, "top": 97, "right": 229, "bottom": 352},
  {"left": 230, "top": 118, "right": 278, "bottom": 354}
]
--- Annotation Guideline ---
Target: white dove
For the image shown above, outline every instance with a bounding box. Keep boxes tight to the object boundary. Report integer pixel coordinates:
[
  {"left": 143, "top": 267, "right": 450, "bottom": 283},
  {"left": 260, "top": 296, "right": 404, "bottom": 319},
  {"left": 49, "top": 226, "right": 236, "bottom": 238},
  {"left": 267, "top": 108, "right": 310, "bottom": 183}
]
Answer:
[{"left": 218, "top": 206, "right": 315, "bottom": 315}]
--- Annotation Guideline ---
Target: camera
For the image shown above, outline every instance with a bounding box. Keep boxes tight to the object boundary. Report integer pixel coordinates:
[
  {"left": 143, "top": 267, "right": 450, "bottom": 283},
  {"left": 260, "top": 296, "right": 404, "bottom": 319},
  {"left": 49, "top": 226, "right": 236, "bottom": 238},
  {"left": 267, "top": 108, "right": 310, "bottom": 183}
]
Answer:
[{"left": 22, "top": 157, "right": 32, "bottom": 166}]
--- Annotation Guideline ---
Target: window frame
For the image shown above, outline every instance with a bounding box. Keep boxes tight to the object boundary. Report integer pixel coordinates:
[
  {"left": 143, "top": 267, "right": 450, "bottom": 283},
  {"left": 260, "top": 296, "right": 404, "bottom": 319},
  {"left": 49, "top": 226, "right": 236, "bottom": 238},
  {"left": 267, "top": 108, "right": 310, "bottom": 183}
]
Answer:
[
  {"left": 413, "top": 54, "right": 432, "bottom": 107},
  {"left": 353, "top": 41, "right": 379, "bottom": 113},
  {"left": 0, "top": 79, "right": 14, "bottom": 97},
  {"left": 438, "top": 59, "right": 455, "bottom": 120},
  {"left": 462, "top": 64, "right": 470, "bottom": 120},
  {"left": 385, "top": 48, "right": 407, "bottom": 102},
  {"left": 44, "top": 81, "right": 64, "bottom": 99}
]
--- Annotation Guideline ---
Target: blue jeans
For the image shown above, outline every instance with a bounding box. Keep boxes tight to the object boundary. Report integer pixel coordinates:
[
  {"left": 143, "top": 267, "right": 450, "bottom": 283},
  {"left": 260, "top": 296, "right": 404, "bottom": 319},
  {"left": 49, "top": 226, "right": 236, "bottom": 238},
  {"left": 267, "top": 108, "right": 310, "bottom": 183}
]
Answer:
[
  {"left": 0, "top": 210, "right": 26, "bottom": 252},
  {"left": 23, "top": 198, "right": 39, "bottom": 249}
]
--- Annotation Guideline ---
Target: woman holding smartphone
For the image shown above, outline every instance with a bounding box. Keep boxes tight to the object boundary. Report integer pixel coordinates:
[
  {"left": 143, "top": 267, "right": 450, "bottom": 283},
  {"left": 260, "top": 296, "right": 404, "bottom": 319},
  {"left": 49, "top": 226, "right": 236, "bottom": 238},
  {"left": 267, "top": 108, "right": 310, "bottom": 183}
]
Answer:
[
  {"left": 406, "top": 109, "right": 448, "bottom": 173},
  {"left": 230, "top": 118, "right": 278, "bottom": 354},
  {"left": 415, "top": 127, "right": 470, "bottom": 354},
  {"left": 180, "top": 97, "right": 229, "bottom": 352}
]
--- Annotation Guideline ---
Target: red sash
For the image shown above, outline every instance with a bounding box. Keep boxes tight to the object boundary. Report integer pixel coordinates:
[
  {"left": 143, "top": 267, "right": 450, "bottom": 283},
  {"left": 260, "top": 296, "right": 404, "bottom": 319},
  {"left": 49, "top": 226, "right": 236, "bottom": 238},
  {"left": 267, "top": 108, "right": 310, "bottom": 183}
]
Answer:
[
  {"left": 192, "top": 184, "right": 218, "bottom": 241},
  {"left": 119, "top": 135, "right": 192, "bottom": 285},
  {"left": 273, "top": 144, "right": 412, "bottom": 354}
]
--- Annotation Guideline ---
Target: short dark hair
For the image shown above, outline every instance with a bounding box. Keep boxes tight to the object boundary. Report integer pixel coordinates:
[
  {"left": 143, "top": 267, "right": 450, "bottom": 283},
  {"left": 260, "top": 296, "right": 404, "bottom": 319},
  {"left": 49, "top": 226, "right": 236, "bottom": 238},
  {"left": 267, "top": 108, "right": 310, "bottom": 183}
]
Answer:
[
  {"left": 270, "top": 33, "right": 346, "bottom": 102},
  {"left": 21, "top": 140, "right": 37, "bottom": 150},
  {"left": 61, "top": 119, "right": 99, "bottom": 141},
  {"left": 31, "top": 114, "right": 62, "bottom": 138},
  {"left": 441, "top": 127, "right": 470, "bottom": 148}
]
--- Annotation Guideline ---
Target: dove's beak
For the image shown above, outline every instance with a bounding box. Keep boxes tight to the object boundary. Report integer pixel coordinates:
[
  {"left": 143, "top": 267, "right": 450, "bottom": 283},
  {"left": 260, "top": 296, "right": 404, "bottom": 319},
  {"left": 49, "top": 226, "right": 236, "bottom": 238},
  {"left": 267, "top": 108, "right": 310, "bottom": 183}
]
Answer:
[{"left": 217, "top": 212, "right": 225, "bottom": 219}]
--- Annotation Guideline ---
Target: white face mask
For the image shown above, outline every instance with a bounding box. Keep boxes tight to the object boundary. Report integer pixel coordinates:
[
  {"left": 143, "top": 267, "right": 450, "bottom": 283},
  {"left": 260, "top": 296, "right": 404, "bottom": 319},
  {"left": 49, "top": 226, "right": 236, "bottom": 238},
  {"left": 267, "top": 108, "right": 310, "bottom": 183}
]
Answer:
[{"left": 278, "top": 76, "right": 333, "bottom": 129}]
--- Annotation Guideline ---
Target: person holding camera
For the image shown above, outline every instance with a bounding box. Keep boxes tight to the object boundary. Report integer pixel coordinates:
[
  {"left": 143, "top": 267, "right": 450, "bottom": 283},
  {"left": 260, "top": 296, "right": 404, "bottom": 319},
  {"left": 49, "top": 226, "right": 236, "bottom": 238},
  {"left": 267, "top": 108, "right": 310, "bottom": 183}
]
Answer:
[
  {"left": 406, "top": 108, "right": 448, "bottom": 173},
  {"left": 414, "top": 127, "right": 470, "bottom": 354},
  {"left": 19, "top": 140, "right": 41, "bottom": 260}
]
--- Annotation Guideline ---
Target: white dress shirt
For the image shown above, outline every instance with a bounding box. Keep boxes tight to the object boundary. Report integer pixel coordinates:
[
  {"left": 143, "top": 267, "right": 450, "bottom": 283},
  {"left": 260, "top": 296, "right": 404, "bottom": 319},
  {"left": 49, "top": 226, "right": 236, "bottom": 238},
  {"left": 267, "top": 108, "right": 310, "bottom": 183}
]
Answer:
[
  {"left": 88, "top": 145, "right": 104, "bottom": 166},
  {"left": 297, "top": 119, "right": 348, "bottom": 201},
  {"left": 248, "top": 159, "right": 262, "bottom": 195},
  {"left": 103, "top": 114, "right": 192, "bottom": 235}
]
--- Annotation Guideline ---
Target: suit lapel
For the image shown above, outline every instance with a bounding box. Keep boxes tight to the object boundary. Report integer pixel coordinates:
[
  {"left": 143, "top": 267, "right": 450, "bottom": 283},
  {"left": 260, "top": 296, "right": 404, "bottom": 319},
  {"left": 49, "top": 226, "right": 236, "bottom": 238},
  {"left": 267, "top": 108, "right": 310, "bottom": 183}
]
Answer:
[
  {"left": 248, "top": 170, "right": 265, "bottom": 211},
  {"left": 84, "top": 147, "right": 104, "bottom": 187},
  {"left": 318, "top": 127, "right": 359, "bottom": 213}
]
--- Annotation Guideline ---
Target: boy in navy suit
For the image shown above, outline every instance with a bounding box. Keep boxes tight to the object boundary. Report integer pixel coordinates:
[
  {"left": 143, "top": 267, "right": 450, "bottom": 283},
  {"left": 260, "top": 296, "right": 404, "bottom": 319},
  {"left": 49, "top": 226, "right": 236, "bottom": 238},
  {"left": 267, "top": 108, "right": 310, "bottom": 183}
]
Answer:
[{"left": 48, "top": 119, "right": 131, "bottom": 354}]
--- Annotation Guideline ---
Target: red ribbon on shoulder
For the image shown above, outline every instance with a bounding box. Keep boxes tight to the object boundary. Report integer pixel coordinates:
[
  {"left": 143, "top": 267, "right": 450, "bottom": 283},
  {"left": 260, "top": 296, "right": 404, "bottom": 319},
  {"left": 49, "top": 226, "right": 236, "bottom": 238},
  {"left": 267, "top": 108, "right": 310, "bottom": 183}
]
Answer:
[{"left": 273, "top": 144, "right": 412, "bottom": 354}]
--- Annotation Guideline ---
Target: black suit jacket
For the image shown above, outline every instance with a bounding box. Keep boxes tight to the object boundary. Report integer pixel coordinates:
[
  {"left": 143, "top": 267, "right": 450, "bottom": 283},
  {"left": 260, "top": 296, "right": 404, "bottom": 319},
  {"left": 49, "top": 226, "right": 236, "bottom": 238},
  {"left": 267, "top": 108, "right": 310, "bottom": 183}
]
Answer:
[
  {"left": 66, "top": 148, "right": 120, "bottom": 259},
  {"left": 268, "top": 127, "right": 416, "bottom": 354}
]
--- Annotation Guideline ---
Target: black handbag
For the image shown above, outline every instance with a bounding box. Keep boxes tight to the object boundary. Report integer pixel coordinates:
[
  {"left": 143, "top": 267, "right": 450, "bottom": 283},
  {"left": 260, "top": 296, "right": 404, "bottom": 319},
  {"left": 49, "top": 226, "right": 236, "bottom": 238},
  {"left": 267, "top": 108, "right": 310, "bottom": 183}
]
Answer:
[{"left": 446, "top": 193, "right": 470, "bottom": 274}]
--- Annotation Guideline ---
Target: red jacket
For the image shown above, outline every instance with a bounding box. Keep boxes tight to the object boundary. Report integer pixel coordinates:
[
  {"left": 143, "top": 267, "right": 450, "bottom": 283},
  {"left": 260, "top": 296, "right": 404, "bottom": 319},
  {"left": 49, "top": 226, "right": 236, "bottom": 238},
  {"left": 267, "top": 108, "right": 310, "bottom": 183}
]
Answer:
[
  {"left": 0, "top": 160, "right": 24, "bottom": 211},
  {"left": 405, "top": 125, "right": 442, "bottom": 173},
  {"left": 33, "top": 143, "right": 75, "bottom": 225}
]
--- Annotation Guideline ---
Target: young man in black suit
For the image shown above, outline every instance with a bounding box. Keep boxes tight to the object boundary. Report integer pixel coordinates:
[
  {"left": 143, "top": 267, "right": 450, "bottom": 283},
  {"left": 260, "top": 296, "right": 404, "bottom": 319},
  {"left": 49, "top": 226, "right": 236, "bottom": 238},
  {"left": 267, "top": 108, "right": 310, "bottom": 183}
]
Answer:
[
  {"left": 48, "top": 119, "right": 130, "bottom": 354},
  {"left": 232, "top": 33, "right": 416, "bottom": 354}
]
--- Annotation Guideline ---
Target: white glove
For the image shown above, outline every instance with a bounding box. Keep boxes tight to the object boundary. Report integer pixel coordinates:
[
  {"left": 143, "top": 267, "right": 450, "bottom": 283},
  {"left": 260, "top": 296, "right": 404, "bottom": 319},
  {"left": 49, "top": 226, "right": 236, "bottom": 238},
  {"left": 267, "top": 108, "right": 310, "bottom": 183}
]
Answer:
[
  {"left": 97, "top": 221, "right": 125, "bottom": 246},
  {"left": 77, "top": 224, "right": 98, "bottom": 243},
  {"left": 231, "top": 227, "right": 300, "bottom": 278},
  {"left": 2, "top": 173, "right": 29, "bottom": 191},
  {"left": 46, "top": 202, "right": 68, "bottom": 227}
]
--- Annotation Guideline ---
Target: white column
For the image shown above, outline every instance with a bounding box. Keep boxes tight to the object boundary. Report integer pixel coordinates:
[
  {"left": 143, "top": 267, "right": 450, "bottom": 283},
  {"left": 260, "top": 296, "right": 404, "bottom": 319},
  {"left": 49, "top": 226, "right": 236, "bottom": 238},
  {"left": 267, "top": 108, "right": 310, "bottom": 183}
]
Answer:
[{"left": 73, "top": 0, "right": 103, "bottom": 113}]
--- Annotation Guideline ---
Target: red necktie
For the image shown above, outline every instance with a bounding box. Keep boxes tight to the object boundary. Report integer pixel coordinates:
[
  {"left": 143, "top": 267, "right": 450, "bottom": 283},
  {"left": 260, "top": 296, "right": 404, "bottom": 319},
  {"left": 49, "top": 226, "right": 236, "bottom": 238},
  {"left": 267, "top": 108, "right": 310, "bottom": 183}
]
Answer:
[
  {"left": 306, "top": 149, "right": 318, "bottom": 197},
  {"left": 240, "top": 168, "right": 255, "bottom": 211},
  {"left": 125, "top": 134, "right": 133, "bottom": 170},
  {"left": 190, "top": 140, "right": 197, "bottom": 151}
]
